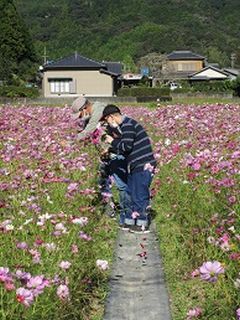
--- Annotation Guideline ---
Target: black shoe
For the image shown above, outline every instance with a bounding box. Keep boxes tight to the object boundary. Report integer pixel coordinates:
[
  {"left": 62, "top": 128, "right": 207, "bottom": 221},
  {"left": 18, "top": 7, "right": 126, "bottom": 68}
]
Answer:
[
  {"left": 104, "top": 209, "right": 116, "bottom": 218},
  {"left": 129, "top": 225, "right": 150, "bottom": 234},
  {"left": 118, "top": 224, "right": 130, "bottom": 231},
  {"left": 103, "top": 202, "right": 116, "bottom": 218}
]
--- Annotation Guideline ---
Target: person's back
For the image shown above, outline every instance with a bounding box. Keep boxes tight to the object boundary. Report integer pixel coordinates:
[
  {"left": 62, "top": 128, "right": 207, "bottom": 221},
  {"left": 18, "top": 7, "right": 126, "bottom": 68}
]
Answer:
[
  {"left": 77, "top": 101, "right": 105, "bottom": 140},
  {"left": 117, "top": 116, "right": 156, "bottom": 173},
  {"left": 100, "top": 105, "right": 156, "bottom": 232}
]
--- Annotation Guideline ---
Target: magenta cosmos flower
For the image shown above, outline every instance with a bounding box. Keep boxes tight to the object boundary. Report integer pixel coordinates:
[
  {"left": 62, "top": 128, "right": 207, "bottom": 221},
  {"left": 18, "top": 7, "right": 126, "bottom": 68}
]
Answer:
[
  {"left": 199, "top": 261, "right": 224, "bottom": 282},
  {"left": 16, "top": 287, "right": 34, "bottom": 307},
  {"left": 57, "top": 284, "right": 70, "bottom": 301},
  {"left": 236, "top": 308, "right": 240, "bottom": 320},
  {"left": 59, "top": 261, "right": 71, "bottom": 270},
  {"left": 187, "top": 307, "right": 202, "bottom": 320},
  {"left": 187, "top": 307, "right": 202, "bottom": 319}
]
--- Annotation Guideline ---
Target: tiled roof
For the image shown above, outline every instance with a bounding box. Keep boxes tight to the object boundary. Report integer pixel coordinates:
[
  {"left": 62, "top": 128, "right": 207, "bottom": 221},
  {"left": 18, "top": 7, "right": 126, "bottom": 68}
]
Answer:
[
  {"left": 99, "top": 69, "right": 119, "bottom": 77},
  {"left": 103, "top": 62, "right": 122, "bottom": 75},
  {"left": 167, "top": 51, "right": 205, "bottom": 60},
  {"left": 160, "top": 71, "right": 193, "bottom": 80},
  {"left": 223, "top": 68, "right": 239, "bottom": 76},
  {"left": 44, "top": 53, "right": 105, "bottom": 70},
  {"left": 190, "top": 66, "right": 230, "bottom": 77}
]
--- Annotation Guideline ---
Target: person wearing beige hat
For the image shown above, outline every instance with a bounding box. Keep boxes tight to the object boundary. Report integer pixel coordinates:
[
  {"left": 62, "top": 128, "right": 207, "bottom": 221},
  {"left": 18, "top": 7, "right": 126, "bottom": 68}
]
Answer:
[
  {"left": 71, "top": 96, "right": 106, "bottom": 140},
  {"left": 72, "top": 96, "right": 117, "bottom": 216}
]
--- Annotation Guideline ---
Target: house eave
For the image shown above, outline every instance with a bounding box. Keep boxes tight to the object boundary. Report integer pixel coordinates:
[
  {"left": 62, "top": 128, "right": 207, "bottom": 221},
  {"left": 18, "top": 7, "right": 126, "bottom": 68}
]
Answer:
[{"left": 43, "top": 66, "right": 103, "bottom": 71}]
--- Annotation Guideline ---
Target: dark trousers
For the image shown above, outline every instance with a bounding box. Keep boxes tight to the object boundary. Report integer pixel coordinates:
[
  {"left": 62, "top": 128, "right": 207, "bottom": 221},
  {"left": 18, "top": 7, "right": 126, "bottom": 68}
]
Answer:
[{"left": 125, "top": 169, "right": 153, "bottom": 226}]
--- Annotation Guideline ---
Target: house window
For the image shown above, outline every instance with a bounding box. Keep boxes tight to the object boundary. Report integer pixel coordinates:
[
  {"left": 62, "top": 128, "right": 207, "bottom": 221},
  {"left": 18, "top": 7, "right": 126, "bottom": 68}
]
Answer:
[
  {"left": 177, "top": 63, "right": 183, "bottom": 71},
  {"left": 48, "top": 79, "right": 76, "bottom": 94},
  {"left": 176, "top": 63, "right": 197, "bottom": 72},
  {"left": 182, "top": 63, "right": 197, "bottom": 71}
]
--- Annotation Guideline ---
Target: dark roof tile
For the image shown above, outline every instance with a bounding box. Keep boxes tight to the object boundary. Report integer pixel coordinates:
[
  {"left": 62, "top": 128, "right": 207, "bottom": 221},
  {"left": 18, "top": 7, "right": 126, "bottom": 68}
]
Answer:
[
  {"left": 167, "top": 50, "right": 205, "bottom": 60},
  {"left": 103, "top": 62, "right": 122, "bottom": 75},
  {"left": 44, "top": 53, "right": 105, "bottom": 70}
]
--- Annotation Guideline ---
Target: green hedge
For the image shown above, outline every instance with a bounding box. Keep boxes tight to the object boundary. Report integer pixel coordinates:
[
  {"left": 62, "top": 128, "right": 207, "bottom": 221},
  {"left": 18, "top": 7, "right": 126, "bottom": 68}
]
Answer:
[
  {"left": 231, "top": 76, "right": 240, "bottom": 96},
  {"left": 0, "top": 85, "right": 39, "bottom": 98},
  {"left": 190, "top": 80, "right": 233, "bottom": 93},
  {"left": 118, "top": 87, "right": 170, "bottom": 97}
]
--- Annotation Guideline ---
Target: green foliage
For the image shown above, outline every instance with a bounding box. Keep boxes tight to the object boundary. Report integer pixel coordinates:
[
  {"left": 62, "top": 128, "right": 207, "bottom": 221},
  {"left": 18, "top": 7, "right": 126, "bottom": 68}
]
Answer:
[
  {"left": 190, "top": 80, "right": 234, "bottom": 93},
  {"left": 0, "top": 0, "right": 38, "bottom": 83},
  {"left": 154, "top": 158, "right": 239, "bottom": 320},
  {"left": 0, "top": 85, "right": 39, "bottom": 98},
  {"left": 118, "top": 87, "right": 170, "bottom": 97},
  {"left": 14, "top": 0, "right": 240, "bottom": 64},
  {"left": 203, "top": 46, "right": 230, "bottom": 67},
  {"left": 231, "top": 76, "right": 240, "bottom": 96}
]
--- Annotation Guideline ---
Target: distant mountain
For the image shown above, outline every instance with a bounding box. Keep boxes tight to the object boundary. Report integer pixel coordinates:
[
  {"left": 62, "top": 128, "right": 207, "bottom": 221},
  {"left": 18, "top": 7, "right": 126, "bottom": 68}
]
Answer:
[{"left": 15, "top": 0, "right": 240, "bottom": 67}]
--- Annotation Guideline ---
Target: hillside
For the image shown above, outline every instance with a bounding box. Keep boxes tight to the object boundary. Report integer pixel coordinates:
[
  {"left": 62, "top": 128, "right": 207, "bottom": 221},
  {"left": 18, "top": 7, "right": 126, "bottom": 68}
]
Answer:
[{"left": 15, "top": 0, "right": 240, "bottom": 66}]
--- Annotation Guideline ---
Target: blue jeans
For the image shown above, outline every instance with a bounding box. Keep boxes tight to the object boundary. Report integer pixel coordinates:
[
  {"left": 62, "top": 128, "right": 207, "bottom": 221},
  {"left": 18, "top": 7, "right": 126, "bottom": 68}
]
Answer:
[
  {"left": 125, "top": 169, "right": 153, "bottom": 227},
  {"left": 99, "top": 156, "right": 131, "bottom": 224},
  {"left": 110, "top": 156, "right": 132, "bottom": 225},
  {"left": 98, "top": 160, "right": 112, "bottom": 195}
]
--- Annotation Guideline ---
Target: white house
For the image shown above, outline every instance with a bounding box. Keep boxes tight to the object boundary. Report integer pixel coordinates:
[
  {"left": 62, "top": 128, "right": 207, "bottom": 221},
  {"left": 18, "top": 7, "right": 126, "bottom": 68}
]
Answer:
[{"left": 42, "top": 53, "right": 122, "bottom": 98}]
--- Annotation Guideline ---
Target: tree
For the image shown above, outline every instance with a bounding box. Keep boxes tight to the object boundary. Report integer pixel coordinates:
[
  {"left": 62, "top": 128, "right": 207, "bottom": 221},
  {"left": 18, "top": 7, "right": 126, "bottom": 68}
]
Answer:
[
  {"left": 138, "top": 52, "right": 170, "bottom": 78},
  {"left": 0, "top": 0, "right": 37, "bottom": 83},
  {"left": 233, "top": 49, "right": 240, "bottom": 68},
  {"left": 204, "top": 46, "right": 230, "bottom": 67},
  {"left": 122, "top": 55, "right": 137, "bottom": 73}
]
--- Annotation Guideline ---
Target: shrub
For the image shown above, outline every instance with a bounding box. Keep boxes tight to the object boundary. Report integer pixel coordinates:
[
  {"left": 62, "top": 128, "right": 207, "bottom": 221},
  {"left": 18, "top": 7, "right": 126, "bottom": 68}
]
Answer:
[
  {"left": 118, "top": 87, "right": 170, "bottom": 97},
  {"left": 231, "top": 76, "right": 240, "bottom": 96},
  {"left": 0, "top": 85, "right": 39, "bottom": 98},
  {"left": 190, "top": 80, "right": 233, "bottom": 93}
]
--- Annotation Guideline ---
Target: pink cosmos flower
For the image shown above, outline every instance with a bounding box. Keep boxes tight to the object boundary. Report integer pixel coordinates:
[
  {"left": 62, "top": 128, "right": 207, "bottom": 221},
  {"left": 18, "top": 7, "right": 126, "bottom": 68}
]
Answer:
[
  {"left": 71, "top": 244, "right": 79, "bottom": 254},
  {"left": 192, "top": 162, "right": 201, "bottom": 171},
  {"left": 96, "top": 259, "right": 109, "bottom": 271},
  {"left": 16, "top": 287, "right": 34, "bottom": 307},
  {"left": 131, "top": 211, "right": 140, "bottom": 219},
  {"left": 228, "top": 195, "right": 237, "bottom": 204},
  {"left": 27, "top": 275, "right": 49, "bottom": 296},
  {"left": 101, "top": 192, "right": 113, "bottom": 203},
  {"left": 0, "top": 267, "right": 11, "bottom": 283},
  {"left": 79, "top": 231, "right": 92, "bottom": 241},
  {"left": 79, "top": 188, "right": 96, "bottom": 195},
  {"left": 44, "top": 242, "right": 57, "bottom": 252},
  {"left": 5, "top": 281, "right": 15, "bottom": 291},
  {"left": 15, "top": 270, "right": 32, "bottom": 284},
  {"left": 187, "top": 307, "right": 202, "bottom": 319},
  {"left": 236, "top": 308, "right": 240, "bottom": 320},
  {"left": 23, "top": 169, "right": 35, "bottom": 179},
  {"left": 144, "top": 163, "right": 155, "bottom": 172},
  {"left": 29, "top": 249, "right": 41, "bottom": 264},
  {"left": 67, "top": 183, "right": 78, "bottom": 193},
  {"left": 199, "top": 261, "right": 224, "bottom": 282},
  {"left": 57, "top": 284, "right": 70, "bottom": 301},
  {"left": 191, "top": 268, "right": 200, "bottom": 278},
  {"left": 71, "top": 217, "right": 88, "bottom": 226},
  {"left": 16, "top": 242, "right": 29, "bottom": 250},
  {"left": 54, "top": 223, "right": 67, "bottom": 233},
  {"left": 59, "top": 261, "right": 71, "bottom": 270}
]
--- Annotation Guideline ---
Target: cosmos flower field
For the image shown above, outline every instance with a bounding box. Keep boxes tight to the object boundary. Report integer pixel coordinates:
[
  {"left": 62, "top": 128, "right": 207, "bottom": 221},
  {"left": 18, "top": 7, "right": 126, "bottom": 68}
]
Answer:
[{"left": 0, "top": 103, "right": 239, "bottom": 319}]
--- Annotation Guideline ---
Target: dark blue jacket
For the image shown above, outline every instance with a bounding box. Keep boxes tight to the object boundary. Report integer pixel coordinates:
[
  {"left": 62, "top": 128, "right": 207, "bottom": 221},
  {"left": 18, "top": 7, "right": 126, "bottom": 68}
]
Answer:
[{"left": 110, "top": 116, "right": 156, "bottom": 173}]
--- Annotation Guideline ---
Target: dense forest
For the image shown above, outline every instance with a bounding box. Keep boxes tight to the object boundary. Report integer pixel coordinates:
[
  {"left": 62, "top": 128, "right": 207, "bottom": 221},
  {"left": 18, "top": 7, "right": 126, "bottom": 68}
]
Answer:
[
  {"left": 0, "top": 0, "right": 37, "bottom": 82},
  {"left": 14, "top": 0, "right": 240, "bottom": 68}
]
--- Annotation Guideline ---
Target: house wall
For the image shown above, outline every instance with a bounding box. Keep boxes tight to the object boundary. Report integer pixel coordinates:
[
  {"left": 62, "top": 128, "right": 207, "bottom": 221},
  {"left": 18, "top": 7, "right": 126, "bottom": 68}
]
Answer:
[
  {"left": 167, "top": 60, "right": 203, "bottom": 72},
  {"left": 43, "top": 70, "right": 114, "bottom": 97},
  {"left": 193, "top": 69, "right": 228, "bottom": 79}
]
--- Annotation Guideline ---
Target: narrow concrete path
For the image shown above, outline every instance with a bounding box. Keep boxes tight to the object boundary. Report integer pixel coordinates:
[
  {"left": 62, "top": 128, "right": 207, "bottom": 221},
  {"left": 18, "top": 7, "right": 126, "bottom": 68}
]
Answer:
[{"left": 103, "top": 223, "right": 171, "bottom": 320}]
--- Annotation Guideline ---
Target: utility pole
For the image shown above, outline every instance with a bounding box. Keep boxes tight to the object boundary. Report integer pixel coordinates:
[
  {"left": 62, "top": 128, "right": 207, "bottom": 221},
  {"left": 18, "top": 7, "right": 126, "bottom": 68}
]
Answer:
[
  {"left": 231, "top": 53, "right": 236, "bottom": 69},
  {"left": 43, "top": 46, "right": 48, "bottom": 65}
]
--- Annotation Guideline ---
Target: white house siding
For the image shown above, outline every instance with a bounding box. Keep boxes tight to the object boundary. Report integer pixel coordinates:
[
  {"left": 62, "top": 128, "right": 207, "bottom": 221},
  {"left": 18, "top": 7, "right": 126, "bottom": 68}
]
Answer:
[
  {"left": 43, "top": 70, "right": 114, "bottom": 97},
  {"left": 193, "top": 69, "right": 228, "bottom": 79}
]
